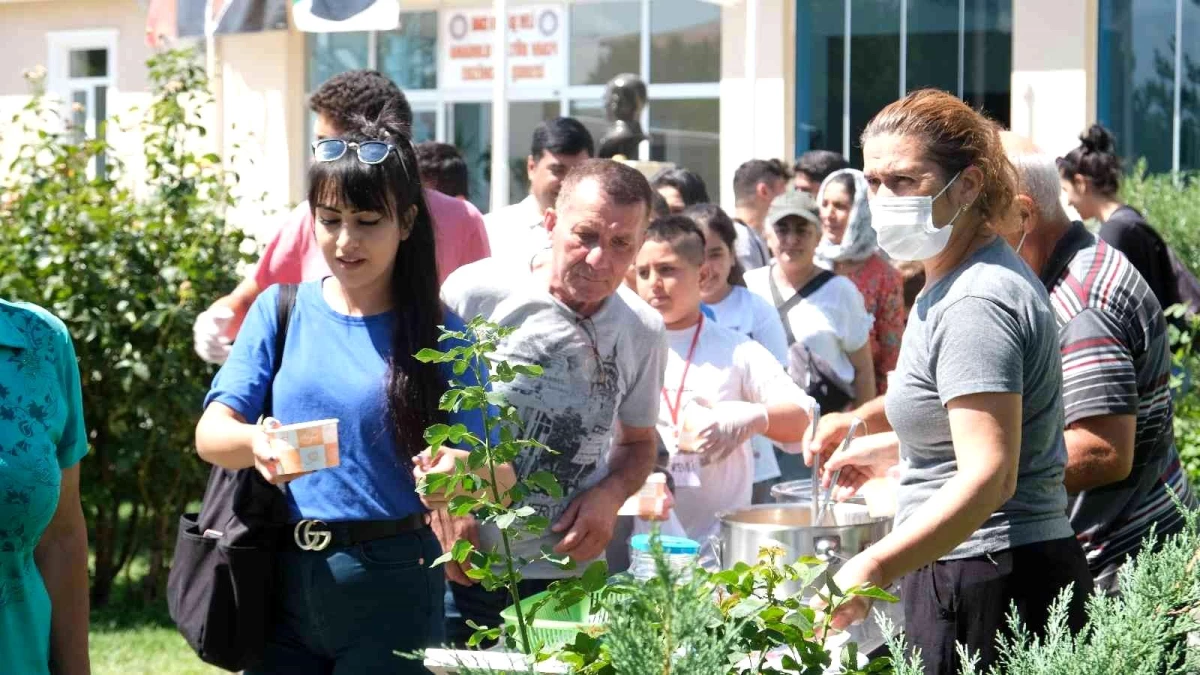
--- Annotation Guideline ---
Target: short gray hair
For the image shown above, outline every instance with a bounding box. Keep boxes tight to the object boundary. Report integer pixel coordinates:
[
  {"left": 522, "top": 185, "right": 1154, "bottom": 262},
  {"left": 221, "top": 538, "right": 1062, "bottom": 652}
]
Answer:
[
  {"left": 556, "top": 158, "right": 653, "bottom": 217},
  {"left": 1008, "top": 151, "right": 1067, "bottom": 221}
]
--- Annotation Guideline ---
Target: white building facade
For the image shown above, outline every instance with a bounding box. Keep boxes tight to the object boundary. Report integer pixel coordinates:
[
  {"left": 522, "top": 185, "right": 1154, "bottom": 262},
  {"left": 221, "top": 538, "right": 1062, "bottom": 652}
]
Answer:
[{"left": 0, "top": 0, "right": 1196, "bottom": 220}]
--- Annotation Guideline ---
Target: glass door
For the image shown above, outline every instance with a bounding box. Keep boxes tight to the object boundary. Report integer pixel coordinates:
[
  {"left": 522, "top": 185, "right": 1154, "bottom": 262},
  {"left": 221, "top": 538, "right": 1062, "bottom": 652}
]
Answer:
[{"left": 450, "top": 100, "right": 562, "bottom": 214}]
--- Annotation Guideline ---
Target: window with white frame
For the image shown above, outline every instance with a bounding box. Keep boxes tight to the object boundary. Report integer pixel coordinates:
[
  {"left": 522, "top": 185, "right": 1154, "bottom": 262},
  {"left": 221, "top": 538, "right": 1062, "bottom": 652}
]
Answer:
[
  {"left": 47, "top": 29, "right": 117, "bottom": 178},
  {"left": 305, "top": 1, "right": 722, "bottom": 212}
]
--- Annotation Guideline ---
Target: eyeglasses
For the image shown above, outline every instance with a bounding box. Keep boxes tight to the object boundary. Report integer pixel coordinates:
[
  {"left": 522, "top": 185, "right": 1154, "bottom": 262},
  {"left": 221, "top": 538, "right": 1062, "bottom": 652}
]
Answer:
[{"left": 312, "top": 139, "right": 397, "bottom": 165}]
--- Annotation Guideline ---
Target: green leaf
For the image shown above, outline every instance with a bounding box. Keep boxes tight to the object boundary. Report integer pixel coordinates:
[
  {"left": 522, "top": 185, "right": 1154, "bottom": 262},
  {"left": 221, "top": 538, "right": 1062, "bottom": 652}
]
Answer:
[
  {"left": 581, "top": 560, "right": 608, "bottom": 592},
  {"left": 512, "top": 363, "right": 544, "bottom": 377},
  {"left": 849, "top": 584, "right": 898, "bottom": 602},
  {"left": 451, "top": 538, "right": 474, "bottom": 563},
  {"left": 525, "top": 470, "right": 563, "bottom": 498},
  {"left": 494, "top": 511, "right": 517, "bottom": 530},
  {"left": 429, "top": 551, "right": 454, "bottom": 568},
  {"left": 445, "top": 423, "right": 468, "bottom": 444},
  {"left": 825, "top": 573, "right": 843, "bottom": 597},
  {"left": 448, "top": 495, "right": 477, "bottom": 517},
  {"left": 415, "top": 347, "right": 449, "bottom": 363},
  {"left": 419, "top": 473, "right": 450, "bottom": 496},
  {"left": 783, "top": 607, "right": 815, "bottom": 632},
  {"left": 423, "top": 423, "right": 450, "bottom": 447},
  {"left": 523, "top": 515, "right": 551, "bottom": 533}
]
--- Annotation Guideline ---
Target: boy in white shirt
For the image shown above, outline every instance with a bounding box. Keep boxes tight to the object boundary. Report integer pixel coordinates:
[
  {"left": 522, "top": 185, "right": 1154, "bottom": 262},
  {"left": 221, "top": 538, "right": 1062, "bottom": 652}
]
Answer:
[{"left": 633, "top": 216, "right": 815, "bottom": 552}]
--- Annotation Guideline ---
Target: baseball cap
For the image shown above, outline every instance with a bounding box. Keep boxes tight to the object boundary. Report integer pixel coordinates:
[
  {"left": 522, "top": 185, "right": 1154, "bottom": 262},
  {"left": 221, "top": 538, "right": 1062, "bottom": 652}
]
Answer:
[{"left": 765, "top": 190, "right": 820, "bottom": 231}]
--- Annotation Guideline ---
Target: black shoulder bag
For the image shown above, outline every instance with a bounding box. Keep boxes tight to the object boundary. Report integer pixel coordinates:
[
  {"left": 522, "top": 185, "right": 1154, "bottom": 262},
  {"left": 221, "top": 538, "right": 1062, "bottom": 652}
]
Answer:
[
  {"left": 167, "top": 284, "right": 298, "bottom": 672},
  {"left": 767, "top": 267, "right": 855, "bottom": 413}
]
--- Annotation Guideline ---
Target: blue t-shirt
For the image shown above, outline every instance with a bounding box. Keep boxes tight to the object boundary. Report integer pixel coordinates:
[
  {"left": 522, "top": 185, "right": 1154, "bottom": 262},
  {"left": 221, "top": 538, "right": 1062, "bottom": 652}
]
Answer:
[{"left": 205, "top": 281, "right": 485, "bottom": 522}]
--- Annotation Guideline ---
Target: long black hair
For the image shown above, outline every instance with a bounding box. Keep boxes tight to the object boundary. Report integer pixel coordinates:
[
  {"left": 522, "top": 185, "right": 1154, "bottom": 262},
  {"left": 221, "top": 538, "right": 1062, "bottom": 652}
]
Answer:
[
  {"left": 682, "top": 203, "right": 745, "bottom": 287},
  {"left": 306, "top": 110, "right": 445, "bottom": 461}
]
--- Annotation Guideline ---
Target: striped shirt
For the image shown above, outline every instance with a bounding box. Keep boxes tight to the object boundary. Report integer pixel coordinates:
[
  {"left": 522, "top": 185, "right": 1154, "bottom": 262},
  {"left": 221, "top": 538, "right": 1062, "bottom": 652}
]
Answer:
[{"left": 1042, "top": 222, "right": 1197, "bottom": 591}]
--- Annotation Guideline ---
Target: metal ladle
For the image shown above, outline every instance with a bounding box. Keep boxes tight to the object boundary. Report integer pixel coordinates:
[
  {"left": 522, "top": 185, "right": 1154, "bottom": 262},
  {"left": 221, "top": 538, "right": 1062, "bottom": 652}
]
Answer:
[
  {"left": 807, "top": 400, "right": 822, "bottom": 522},
  {"left": 814, "top": 416, "right": 865, "bottom": 526}
]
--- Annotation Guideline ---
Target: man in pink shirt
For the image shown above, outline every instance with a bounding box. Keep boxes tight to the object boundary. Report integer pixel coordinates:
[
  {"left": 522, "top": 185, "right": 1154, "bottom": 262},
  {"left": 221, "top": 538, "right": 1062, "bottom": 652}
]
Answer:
[{"left": 194, "top": 71, "right": 489, "bottom": 363}]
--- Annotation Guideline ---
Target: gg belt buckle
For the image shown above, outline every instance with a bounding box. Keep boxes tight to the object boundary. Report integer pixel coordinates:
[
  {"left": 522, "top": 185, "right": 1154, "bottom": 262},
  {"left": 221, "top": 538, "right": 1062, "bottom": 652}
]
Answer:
[{"left": 294, "top": 519, "right": 332, "bottom": 552}]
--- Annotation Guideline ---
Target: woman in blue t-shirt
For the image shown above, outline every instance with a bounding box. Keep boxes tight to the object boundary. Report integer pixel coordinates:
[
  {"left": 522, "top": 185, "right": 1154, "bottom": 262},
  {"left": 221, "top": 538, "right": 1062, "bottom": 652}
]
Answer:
[{"left": 196, "top": 113, "right": 482, "bottom": 673}]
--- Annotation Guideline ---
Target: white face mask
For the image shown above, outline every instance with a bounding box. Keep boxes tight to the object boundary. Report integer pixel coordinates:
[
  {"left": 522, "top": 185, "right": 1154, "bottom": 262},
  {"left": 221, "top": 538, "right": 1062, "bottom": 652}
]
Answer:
[{"left": 869, "top": 172, "right": 967, "bottom": 261}]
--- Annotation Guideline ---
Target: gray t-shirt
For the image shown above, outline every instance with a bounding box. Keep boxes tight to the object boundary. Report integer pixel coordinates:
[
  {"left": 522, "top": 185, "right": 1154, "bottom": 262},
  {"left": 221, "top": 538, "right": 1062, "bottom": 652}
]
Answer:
[
  {"left": 734, "top": 220, "right": 771, "bottom": 272},
  {"left": 885, "top": 238, "right": 1075, "bottom": 559},
  {"left": 441, "top": 258, "right": 667, "bottom": 578}
]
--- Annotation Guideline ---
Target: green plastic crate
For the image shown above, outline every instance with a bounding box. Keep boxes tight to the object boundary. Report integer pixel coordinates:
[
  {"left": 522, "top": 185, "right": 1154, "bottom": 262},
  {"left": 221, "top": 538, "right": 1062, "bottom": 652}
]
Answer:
[{"left": 499, "top": 589, "right": 606, "bottom": 651}]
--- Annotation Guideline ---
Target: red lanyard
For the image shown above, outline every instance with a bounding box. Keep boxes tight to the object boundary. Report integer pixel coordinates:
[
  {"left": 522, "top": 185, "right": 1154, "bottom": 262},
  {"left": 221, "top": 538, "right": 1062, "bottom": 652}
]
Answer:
[{"left": 661, "top": 316, "right": 704, "bottom": 427}]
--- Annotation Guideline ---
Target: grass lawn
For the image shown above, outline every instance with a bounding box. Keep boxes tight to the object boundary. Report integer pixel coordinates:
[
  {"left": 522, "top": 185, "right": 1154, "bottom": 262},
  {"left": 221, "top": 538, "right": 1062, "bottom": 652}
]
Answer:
[
  {"left": 91, "top": 622, "right": 223, "bottom": 675},
  {"left": 88, "top": 566, "right": 223, "bottom": 675}
]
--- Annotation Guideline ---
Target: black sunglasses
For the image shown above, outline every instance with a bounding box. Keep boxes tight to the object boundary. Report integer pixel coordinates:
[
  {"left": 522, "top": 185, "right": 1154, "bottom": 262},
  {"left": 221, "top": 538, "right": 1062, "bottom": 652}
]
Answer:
[{"left": 312, "top": 139, "right": 398, "bottom": 165}]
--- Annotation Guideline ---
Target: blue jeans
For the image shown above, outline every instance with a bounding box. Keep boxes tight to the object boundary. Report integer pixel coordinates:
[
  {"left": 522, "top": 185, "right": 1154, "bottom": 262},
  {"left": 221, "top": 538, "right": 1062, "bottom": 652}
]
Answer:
[{"left": 246, "top": 527, "right": 445, "bottom": 675}]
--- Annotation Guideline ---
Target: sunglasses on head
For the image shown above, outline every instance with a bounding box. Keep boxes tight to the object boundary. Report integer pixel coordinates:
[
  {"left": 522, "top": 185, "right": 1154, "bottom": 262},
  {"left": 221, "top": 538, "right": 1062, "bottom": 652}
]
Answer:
[{"left": 312, "top": 138, "right": 398, "bottom": 165}]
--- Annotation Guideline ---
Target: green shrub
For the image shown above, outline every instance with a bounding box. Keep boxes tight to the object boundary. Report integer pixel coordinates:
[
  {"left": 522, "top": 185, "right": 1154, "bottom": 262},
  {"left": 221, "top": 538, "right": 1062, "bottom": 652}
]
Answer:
[
  {"left": 0, "top": 47, "right": 253, "bottom": 605},
  {"left": 886, "top": 495, "right": 1200, "bottom": 674},
  {"left": 1120, "top": 163, "right": 1200, "bottom": 275},
  {"left": 1120, "top": 164, "right": 1200, "bottom": 488},
  {"left": 1166, "top": 306, "right": 1200, "bottom": 486}
]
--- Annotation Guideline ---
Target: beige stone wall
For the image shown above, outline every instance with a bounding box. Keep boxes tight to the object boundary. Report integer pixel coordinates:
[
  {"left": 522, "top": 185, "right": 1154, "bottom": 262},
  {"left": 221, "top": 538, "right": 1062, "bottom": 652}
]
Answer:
[
  {"left": 212, "top": 27, "right": 308, "bottom": 235},
  {"left": 719, "top": 0, "right": 793, "bottom": 210},
  {"left": 0, "top": 0, "right": 183, "bottom": 196},
  {"left": 1010, "top": 0, "right": 1099, "bottom": 157}
]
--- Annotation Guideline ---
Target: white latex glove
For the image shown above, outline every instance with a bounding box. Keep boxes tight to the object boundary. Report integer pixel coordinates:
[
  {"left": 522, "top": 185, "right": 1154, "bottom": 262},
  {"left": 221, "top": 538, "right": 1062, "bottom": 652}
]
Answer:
[
  {"left": 194, "top": 306, "right": 235, "bottom": 364},
  {"left": 692, "top": 401, "right": 770, "bottom": 465}
]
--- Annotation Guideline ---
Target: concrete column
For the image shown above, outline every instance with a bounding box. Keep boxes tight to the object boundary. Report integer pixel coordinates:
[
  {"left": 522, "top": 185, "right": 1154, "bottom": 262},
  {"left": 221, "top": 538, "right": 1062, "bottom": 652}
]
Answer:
[
  {"left": 719, "top": 0, "right": 793, "bottom": 210},
  {"left": 1010, "top": 0, "right": 1098, "bottom": 157},
  {"left": 216, "top": 27, "right": 308, "bottom": 234}
]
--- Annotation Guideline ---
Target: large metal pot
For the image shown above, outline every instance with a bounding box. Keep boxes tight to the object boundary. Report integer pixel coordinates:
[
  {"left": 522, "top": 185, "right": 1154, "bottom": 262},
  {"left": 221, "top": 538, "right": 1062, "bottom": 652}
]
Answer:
[
  {"left": 715, "top": 502, "right": 901, "bottom": 655},
  {"left": 714, "top": 503, "right": 892, "bottom": 588}
]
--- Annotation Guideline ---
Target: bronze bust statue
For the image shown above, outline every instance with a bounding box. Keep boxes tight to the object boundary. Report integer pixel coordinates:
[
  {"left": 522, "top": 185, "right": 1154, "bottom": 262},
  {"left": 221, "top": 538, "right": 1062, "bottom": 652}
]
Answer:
[{"left": 598, "top": 73, "right": 647, "bottom": 159}]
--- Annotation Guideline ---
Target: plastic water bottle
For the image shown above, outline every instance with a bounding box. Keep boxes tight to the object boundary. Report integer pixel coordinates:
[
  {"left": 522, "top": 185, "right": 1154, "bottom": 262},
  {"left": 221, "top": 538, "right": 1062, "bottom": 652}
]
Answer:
[{"left": 628, "top": 534, "right": 700, "bottom": 583}]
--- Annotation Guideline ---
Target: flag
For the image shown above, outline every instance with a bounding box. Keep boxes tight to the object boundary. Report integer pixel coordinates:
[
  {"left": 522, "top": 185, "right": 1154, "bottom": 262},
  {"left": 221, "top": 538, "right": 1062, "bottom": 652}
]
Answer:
[
  {"left": 144, "top": 0, "right": 177, "bottom": 48},
  {"left": 147, "top": 0, "right": 288, "bottom": 41},
  {"left": 292, "top": 0, "right": 400, "bottom": 33},
  {"left": 208, "top": 0, "right": 289, "bottom": 35}
]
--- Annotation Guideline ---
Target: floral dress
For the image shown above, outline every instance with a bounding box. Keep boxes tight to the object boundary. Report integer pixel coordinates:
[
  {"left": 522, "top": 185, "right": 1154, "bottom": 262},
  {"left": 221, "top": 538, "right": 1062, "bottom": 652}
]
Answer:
[
  {"left": 839, "top": 254, "right": 905, "bottom": 395},
  {"left": 0, "top": 300, "right": 87, "bottom": 675}
]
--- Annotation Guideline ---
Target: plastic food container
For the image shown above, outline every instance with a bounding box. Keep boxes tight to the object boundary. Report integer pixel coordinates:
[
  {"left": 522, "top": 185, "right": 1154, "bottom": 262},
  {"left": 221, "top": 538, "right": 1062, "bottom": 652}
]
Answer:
[
  {"left": 266, "top": 419, "right": 340, "bottom": 476},
  {"left": 628, "top": 534, "right": 700, "bottom": 583}
]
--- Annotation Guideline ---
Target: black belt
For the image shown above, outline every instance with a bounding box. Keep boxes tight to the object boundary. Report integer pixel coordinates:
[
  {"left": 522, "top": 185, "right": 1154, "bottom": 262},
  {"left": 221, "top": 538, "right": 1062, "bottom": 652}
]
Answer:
[{"left": 284, "top": 514, "right": 427, "bottom": 552}]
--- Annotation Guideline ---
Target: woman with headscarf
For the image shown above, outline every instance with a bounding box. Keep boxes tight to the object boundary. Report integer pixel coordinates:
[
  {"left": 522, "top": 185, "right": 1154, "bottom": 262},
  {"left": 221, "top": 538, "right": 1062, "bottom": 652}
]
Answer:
[{"left": 814, "top": 169, "right": 905, "bottom": 395}]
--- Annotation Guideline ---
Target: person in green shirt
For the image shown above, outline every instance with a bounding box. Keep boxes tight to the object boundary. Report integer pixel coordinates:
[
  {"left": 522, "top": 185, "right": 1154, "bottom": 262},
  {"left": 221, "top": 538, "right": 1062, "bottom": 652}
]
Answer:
[{"left": 0, "top": 299, "right": 90, "bottom": 675}]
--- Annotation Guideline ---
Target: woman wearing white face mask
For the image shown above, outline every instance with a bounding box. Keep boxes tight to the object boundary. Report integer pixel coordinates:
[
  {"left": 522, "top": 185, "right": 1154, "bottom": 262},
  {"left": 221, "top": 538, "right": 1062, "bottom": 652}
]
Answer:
[{"left": 815, "top": 90, "right": 1092, "bottom": 675}]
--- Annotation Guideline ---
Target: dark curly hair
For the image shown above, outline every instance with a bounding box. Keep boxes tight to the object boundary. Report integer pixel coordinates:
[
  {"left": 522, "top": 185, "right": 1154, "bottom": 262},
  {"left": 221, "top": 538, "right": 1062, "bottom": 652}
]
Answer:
[
  {"left": 415, "top": 141, "right": 469, "bottom": 199},
  {"left": 307, "top": 111, "right": 443, "bottom": 462},
  {"left": 308, "top": 70, "right": 413, "bottom": 132},
  {"left": 1057, "top": 124, "right": 1122, "bottom": 196}
]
